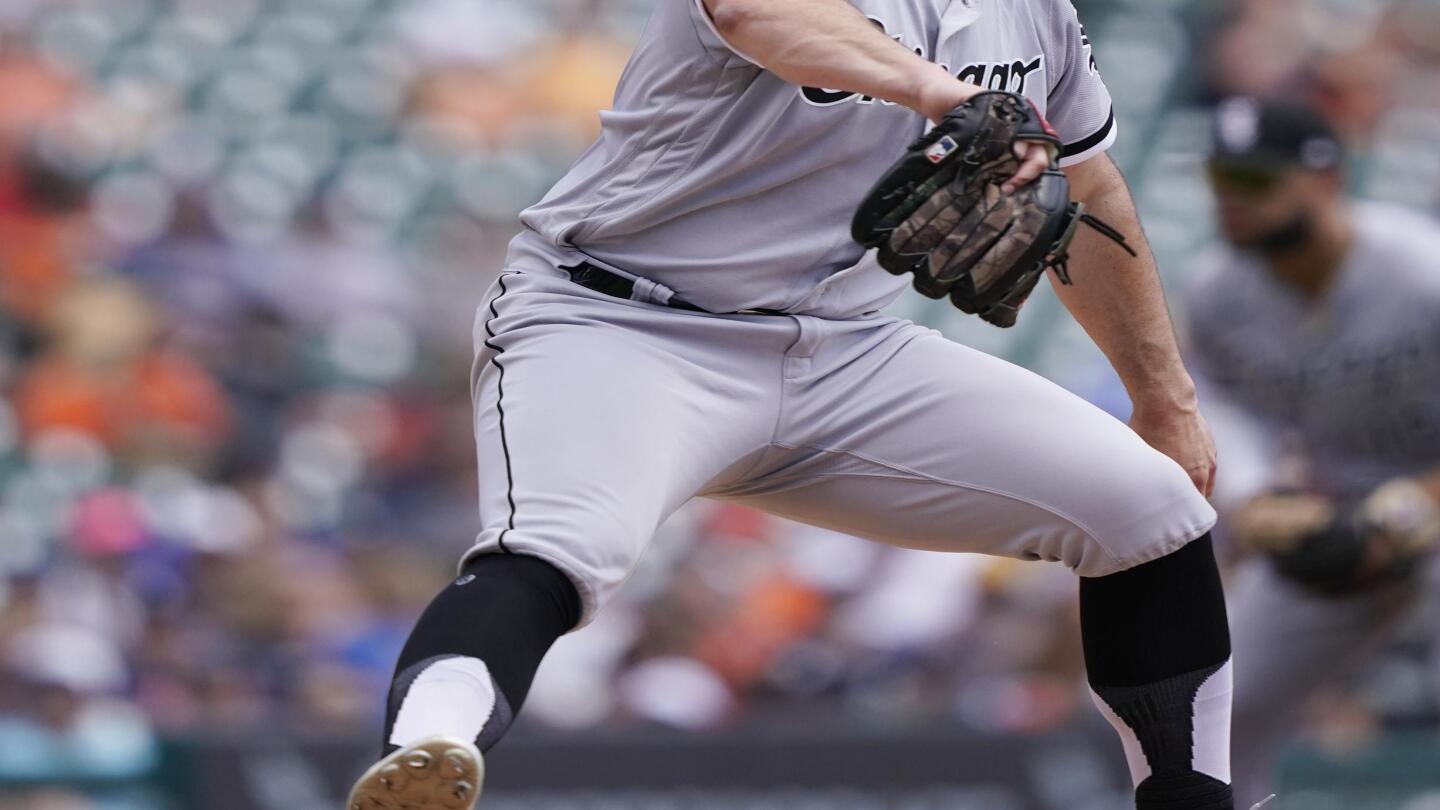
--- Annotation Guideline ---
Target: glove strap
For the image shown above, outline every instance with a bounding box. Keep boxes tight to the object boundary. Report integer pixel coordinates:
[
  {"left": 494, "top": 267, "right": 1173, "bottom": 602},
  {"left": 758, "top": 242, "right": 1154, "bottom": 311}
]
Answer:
[
  {"left": 1079, "top": 211, "right": 1137, "bottom": 256},
  {"left": 1044, "top": 203, "right": 1138, "bottom": 285}
]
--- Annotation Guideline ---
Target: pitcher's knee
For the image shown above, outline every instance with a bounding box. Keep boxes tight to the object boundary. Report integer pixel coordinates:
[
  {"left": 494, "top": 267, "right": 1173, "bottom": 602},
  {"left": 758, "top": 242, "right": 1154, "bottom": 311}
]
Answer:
[
  {"left": 1067, "top": 458, "right": 1217, "bottom": 578},
  {"left": 462, "top": 524, "right": 643, "bottom": 629}
]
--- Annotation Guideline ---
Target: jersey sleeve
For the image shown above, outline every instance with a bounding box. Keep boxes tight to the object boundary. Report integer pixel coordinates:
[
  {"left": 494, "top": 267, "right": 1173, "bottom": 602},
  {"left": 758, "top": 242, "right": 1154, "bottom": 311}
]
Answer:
[
  {"left": 690, "top": 0, "right": 764, "bottom": 68},
  {"left": 1043, "top": 0, "right": 1117, "bottom": 167}
]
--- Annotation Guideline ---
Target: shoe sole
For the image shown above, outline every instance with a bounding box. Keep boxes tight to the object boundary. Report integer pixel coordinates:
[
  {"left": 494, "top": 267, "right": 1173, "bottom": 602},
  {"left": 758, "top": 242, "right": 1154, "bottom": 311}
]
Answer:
[{"left": 346, "top": 736, "right": 484, "bottom": 810}]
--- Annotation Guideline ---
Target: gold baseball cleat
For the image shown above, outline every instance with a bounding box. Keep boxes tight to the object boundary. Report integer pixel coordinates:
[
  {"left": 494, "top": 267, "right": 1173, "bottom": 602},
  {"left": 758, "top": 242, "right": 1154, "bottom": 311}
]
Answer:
[{"left": 346, "top": 736, "right": 484, "bottom": 810}]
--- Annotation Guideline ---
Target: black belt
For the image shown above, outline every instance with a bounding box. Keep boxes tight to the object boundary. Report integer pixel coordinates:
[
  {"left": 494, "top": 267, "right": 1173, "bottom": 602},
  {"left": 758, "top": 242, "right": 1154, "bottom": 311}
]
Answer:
[{"left": 561, "top": 261, "right": 785, "bottom": 316}]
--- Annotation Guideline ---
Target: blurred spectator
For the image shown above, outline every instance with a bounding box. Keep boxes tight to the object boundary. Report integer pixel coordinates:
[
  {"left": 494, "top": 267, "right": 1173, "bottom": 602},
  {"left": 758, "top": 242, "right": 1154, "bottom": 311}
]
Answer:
[
  {"left": 1203, "top": 0, "right": 1440, "bottom": 146},
  {"left": 0, "top": 623, "right": 158, "bottom": 779},
  {"left": 16, "top": 278, "right": 231, "bottom": 463}
]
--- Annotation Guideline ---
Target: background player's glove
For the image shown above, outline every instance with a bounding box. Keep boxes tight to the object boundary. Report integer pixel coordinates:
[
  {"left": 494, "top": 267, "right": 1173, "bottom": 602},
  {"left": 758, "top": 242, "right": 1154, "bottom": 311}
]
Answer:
[
  {"left": 1237, "top": 480, "right": 1440, "bottom": 597},
  {"left": 851, "top": 91, "right": 1135, "bottom": 327}
]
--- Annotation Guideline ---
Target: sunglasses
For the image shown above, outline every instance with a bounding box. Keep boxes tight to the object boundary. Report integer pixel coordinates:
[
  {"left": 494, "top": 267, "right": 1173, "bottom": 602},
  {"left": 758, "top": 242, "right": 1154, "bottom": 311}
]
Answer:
[
  {"left": 1198, "top": 160, "right": 1290, "bottom": 194},
  {"left": 1207, "top": 163, "right": 1288, "bottom": 195}
]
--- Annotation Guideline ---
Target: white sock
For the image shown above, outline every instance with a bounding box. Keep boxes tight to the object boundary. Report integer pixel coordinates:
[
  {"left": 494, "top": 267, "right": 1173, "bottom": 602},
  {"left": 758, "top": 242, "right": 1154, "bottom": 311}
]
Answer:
[
  {"left": 1191, "top": 659, "right": 1234, "bottom": 784},
  {"left": 388, "top": 656, "right": 498, "bottom": 750}
]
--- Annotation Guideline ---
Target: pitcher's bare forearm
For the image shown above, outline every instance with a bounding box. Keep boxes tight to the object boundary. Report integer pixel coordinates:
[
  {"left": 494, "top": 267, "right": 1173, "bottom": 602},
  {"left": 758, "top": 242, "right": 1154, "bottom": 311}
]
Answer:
[
  {"left": 702, "top": 0, "right": 964, "bottom": 121},
  {"left": 701, "top": 0, "right": 1053, "bottom": 184},
  {"left": 1056, "top": 154, "right": 1217, "bottom": 494},
  {"left": 1057, "top": 155, "right": 1196, "bottom": 410}
]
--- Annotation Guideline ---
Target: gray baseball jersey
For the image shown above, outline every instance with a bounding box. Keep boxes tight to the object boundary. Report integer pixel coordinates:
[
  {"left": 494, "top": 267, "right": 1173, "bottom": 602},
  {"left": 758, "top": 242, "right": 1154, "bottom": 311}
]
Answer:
[
  {"left": 1185, "top": 202, "right": 1440, "bottom": 501},
  {"left": 511, "top": 0, "right": 1116, "bottom": 318},
  {"left": 1184, "top": 203, "right": 1440, "bottom": 805}
]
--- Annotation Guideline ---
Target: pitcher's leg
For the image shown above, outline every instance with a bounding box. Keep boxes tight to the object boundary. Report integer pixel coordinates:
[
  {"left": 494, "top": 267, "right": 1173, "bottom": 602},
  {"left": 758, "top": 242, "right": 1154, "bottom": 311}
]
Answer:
[
  {"left": 726, "top": 326, "right": 1215, "bottom": 573},
  {"left": 736, "top": 467, "right": 1235, "bottom": 809},
  {"left": 373, "top": 274, "right": 784, "bottom": 771},
  {"left": 726, "top": 324, "right": 1230, "bottom": 808}
]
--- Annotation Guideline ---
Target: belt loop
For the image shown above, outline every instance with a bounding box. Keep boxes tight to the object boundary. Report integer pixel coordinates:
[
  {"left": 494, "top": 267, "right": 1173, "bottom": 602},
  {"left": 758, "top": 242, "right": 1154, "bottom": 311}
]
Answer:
[
  {"left": 631, "top": 276, "right": 678, "bottom": 307},
  {"left": 629, "top": 276, "right": 658, "bottom": 304}
]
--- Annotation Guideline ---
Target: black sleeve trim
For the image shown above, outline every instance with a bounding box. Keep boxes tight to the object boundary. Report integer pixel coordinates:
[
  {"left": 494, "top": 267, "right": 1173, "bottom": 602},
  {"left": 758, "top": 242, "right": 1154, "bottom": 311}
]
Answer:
[{"left": 1061, "top": 107, "right": 1116, "bottom": 159}]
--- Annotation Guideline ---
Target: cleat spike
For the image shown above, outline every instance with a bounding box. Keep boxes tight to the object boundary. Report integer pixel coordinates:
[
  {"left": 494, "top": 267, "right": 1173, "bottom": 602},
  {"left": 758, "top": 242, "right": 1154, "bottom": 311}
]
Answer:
[{"left": 346, "top": 737, "right": 483, "bottom": 810}]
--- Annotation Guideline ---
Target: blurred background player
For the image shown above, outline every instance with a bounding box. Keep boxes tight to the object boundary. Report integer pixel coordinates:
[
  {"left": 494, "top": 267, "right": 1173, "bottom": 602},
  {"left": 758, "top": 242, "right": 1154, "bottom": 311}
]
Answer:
[{"left": 1184, "top": 96, "right": 1440, "bottom": 807}]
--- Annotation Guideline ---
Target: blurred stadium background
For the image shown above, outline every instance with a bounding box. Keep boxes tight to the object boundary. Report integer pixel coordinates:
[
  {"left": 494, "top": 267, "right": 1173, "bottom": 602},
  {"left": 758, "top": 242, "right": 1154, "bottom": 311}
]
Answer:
[{"left": 1, "top": 1, "right": 1438, "bottom": 809}]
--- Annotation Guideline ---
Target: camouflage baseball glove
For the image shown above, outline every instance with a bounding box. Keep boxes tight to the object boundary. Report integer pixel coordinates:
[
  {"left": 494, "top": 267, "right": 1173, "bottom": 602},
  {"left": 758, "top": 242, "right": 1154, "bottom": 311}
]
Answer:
[
  {"left": 1238, "top": 480, "right": 1440, "bottom": 597},
  {"left": 851, "top": 91, "right": 1135, "bottom": 327}
]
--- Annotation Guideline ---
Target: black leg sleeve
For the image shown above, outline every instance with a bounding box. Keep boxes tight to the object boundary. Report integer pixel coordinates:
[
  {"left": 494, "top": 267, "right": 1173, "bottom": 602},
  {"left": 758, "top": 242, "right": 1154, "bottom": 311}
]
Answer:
[
  {"left": 1081, "top": 534, "right": 1231, "bottom": 687},
  {"left": 383, "top": 553, "right": 581, "bottom": 754},
  {"left": 1082, "top": 534, "right": 1236, "bottom": 810}
]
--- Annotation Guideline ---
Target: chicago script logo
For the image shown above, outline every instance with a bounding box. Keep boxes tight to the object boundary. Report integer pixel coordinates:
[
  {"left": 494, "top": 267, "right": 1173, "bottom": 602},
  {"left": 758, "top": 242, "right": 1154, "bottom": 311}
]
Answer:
[
  {"left": 801, "top": 53, "right": 1046, "bottom": 107},
  {"left": 797, "top": 18, "right": 1046, "bottom": 107}
]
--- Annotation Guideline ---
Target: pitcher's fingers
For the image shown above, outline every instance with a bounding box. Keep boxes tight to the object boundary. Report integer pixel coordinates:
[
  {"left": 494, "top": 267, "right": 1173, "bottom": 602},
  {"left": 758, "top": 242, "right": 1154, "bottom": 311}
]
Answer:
[{"left": 1001, "top": 142, "right": 1052, "bottom": 194}]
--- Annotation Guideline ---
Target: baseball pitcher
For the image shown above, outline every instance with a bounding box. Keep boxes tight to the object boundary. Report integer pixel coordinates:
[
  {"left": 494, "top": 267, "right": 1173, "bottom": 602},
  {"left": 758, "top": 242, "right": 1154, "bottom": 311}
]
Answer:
[{"left": 348, "top": 2, "right": 1242, "bottom": 808}]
